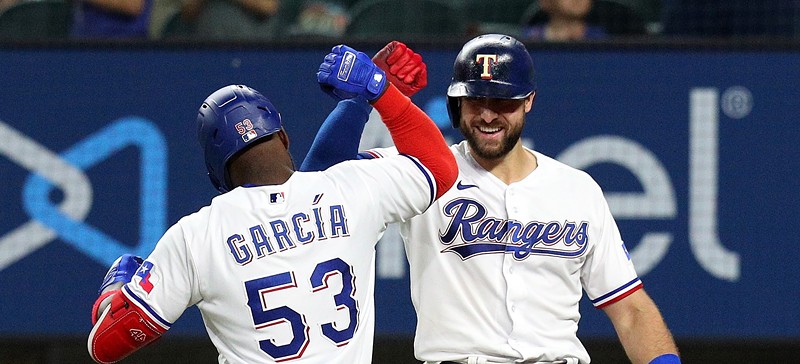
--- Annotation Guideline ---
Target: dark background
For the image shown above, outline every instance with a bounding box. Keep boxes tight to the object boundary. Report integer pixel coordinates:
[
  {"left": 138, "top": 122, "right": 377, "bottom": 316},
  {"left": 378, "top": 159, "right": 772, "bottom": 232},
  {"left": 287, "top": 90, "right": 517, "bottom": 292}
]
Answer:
[{"left": 2, "top": 0, "right": 800, "bottom": 360}]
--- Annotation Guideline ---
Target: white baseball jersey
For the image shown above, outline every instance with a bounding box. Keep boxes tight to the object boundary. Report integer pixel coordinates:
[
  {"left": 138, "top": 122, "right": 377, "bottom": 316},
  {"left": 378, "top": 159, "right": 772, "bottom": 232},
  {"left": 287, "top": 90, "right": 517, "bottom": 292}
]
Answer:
[
  {"left": 367, "top": 141, "right": 640, "bottom": 364},
  {"left": 121, "top": 155, "right": 438, "bottom": 364}
]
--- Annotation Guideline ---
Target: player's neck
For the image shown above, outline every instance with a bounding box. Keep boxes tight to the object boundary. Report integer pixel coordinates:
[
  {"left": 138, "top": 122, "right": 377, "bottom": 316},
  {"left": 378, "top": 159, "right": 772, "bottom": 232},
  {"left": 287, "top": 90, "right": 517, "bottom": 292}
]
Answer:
[
  {"left": 472, "top": 144, "right": 537, "bottom": 185},
  {"left": 229, "top": 143, "right": 296, "bottom": 187}
]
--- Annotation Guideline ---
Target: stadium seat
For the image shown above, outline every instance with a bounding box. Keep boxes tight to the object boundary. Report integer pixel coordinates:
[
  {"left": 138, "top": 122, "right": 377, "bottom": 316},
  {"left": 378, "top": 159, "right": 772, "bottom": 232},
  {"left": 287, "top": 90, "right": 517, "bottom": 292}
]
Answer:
[
  {"left": 463, "top": 0, "right": 531, "bottom": 24},
  {"left": 346, "top": 0, "right": 468, "bottom": 39},
  {"left": 163, "top": 0, "right": 279, "bottom": 40},
  {"left": 0, "top": 0, "right": 72, "bottom": 40},
  {"left": 608, "top": 0, "right": 661, "bottom": 33},
  {"left": 522, "top": 0, "right": 647, "bottom": 36},
  {"left": 662, "top": 0, "right": 798, "bottom": 37},
  {"left": 159, "top": 11, "right": 196, "bottom": 39},
  {"left": 461, "top": 0, "right": 530, "bottom": 37},
  {"left": 283, "top": 0, "right": 351, "bottom": 39}
]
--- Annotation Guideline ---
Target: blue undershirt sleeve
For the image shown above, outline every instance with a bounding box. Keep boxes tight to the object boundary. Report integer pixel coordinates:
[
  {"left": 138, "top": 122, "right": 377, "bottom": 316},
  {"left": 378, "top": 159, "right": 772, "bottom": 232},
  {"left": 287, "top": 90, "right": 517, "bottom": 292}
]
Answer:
[{"left": 300, "top": 96, "right": 372, "bottom": 172}]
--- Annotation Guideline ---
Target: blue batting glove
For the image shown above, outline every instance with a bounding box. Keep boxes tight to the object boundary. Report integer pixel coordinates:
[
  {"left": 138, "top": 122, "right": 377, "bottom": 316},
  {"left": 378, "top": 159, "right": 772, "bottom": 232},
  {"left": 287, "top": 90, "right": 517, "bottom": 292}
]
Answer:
[
  {"left": 649, "top": 354, "right": 681, "bottom": 364},
  {"left": 317, "top": 44, "right": 388, "bottom": 102},
  {"left": 97, "top": 254, "right": 144, "bottom": 294}
]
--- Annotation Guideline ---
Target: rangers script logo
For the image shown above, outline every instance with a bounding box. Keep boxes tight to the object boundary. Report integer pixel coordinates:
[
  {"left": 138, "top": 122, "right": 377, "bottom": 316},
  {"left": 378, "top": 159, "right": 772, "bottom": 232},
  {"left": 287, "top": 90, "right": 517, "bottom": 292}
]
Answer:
[{"left": 439, "top": 198, "right": 588, "bottom": 260}]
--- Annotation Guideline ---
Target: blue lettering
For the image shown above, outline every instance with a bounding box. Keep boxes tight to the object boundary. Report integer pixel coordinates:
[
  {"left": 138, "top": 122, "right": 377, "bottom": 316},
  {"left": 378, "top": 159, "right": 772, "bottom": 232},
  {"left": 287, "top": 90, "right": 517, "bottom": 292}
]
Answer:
[
  {"left": 507, "top": 220, "right": 525, "bottom": 242},
  {"left": 563, "top": 222, "right": 588, "bottom": 247},
  {"left": 225, "top": 204, "right": 354, "bottom": 264},
  {"left": 441, "top": 199, "right": 486, "bottom": 244},
  {"left": 313, "top": 207, "right": 327, "bottom": 240},
  {"left": 227, "top": 234, "right": 252, "bottom": 265},
  {"left": 478, "top": 218, "right": 507, "bottom": 242},
  {"left": 542, "top": 222, "right": 565, "bottom": 245},
  {"left": 329, "top": 205, "right": 349, "bottom": 238},
  {"left": 439, "top": 199, "right": 590, "bottom": 260},
  {"left": 250, "top": 224, "right": 275, "bottom": 257},
  {"left": 292, "top": 213, "right": 313, "bottom": 244},
  {"left": 270, "top": 220, "right": 295, "bottom": 251},
  {"left": 521, "top": 221, "right": 544, "bottom": 245}
]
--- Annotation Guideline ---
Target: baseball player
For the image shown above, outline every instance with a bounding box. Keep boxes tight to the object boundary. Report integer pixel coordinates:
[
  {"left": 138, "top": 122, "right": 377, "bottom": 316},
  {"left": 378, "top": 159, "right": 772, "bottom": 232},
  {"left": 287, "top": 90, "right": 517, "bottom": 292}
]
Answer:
[
  {"left": 87, "top": 43, "right": 457, "bottom": 364},
  {"left": 300, "top": 35, "right": 681, "bottom": 364}
]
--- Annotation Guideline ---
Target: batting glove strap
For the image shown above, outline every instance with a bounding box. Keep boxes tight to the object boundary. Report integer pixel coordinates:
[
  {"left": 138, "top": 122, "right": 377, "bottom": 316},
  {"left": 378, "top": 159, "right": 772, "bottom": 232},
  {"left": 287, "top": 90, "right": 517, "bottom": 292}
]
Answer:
[{"left": 649, "top": 353, "right": 681, "bottom": 364}]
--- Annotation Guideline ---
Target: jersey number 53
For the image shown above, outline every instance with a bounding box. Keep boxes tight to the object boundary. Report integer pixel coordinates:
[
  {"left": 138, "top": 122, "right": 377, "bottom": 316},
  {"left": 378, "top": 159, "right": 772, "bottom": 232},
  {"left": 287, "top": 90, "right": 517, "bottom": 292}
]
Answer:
[{"left": 244, "top": 258, "right": 358, "bottom": 362}]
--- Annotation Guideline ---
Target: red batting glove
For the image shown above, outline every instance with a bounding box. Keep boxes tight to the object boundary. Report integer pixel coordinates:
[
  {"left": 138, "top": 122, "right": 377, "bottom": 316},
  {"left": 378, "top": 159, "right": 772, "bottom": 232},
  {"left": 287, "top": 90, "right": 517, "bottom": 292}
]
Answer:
[{"left": 373, "top": 41, "right": 428, "bottom": 97}]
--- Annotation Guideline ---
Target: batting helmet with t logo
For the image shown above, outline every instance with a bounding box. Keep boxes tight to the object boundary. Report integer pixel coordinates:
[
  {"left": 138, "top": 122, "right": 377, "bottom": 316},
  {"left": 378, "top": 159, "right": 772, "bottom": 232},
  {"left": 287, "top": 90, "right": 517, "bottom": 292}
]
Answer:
[{"left": 446, "top": 34, "right": 537, "bottom": 128}]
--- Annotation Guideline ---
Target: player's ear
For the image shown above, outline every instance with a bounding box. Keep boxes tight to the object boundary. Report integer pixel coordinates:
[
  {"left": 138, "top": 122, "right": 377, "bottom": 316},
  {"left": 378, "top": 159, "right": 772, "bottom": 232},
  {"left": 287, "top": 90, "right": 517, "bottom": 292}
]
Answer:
[
  {"left": 524, "top": 92, "right": 536, "bottom": 112},
  {"left": 277, "top": 129, "right": 290, "bottom": 150}
]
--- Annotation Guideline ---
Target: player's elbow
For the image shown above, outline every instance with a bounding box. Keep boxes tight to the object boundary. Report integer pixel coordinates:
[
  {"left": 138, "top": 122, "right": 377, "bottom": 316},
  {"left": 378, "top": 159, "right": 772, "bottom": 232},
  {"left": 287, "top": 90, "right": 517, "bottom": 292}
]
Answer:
[
  {"left": 88, "top": 291, "right": 166, "bottom": 363},
  {"left": 88, "top": 318, "right": 163, "bottom": 364},
  {"left": 434, "top": 153, "right": 458, "bottom": 199}
]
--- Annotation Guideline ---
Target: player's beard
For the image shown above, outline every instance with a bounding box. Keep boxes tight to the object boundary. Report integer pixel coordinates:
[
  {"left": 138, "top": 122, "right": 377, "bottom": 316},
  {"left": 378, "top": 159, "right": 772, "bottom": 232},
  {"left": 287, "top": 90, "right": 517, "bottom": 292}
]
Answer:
[{"left": 460, "top": 118, "right": 525, "bottom": 160}]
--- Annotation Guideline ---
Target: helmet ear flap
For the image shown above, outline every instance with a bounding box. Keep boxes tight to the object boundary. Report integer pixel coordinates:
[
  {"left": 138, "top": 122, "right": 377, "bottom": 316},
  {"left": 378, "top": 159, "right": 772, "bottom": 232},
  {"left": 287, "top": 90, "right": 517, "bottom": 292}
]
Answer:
[
  {"left": 208, "top": 172, "right": 225, "bottom": 193},
  {"left": 447, "top": 97, "right": 462, "bottom": 128}
]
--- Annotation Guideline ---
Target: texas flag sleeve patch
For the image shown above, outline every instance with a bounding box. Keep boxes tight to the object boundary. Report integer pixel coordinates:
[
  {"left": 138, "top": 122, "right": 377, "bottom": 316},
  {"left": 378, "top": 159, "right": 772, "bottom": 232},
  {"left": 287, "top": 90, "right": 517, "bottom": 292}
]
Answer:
[{"left": 135, "top": 261, "right": 157, "bottom": 294}]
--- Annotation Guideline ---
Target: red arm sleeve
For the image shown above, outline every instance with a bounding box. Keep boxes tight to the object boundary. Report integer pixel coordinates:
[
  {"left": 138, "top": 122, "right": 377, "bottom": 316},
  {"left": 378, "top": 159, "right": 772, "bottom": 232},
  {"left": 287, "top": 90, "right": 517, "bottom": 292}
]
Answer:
[{"left": 371, "top": 84, "right": 458, "bottom": 199}]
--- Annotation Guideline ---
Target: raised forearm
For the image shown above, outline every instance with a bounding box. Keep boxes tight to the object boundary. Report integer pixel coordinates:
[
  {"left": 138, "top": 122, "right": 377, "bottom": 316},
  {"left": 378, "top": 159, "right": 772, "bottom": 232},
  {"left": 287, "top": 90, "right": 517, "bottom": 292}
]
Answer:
[
  {"left": 300, "top": 97, "right": 372, "bottom": 172},
  {"left": 372, "top": 85, "right": 457, "bottom": 198},
  {"left": 605, "top": 290, "right": 680, "bottom": 364}
]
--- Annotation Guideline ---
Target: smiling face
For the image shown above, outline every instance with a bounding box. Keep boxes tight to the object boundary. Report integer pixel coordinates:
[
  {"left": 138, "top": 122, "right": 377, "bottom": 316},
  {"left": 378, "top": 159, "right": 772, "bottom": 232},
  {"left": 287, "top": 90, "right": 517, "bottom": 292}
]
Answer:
[{"left": 457, "top": 94, "right": 535, "bottom": 161}]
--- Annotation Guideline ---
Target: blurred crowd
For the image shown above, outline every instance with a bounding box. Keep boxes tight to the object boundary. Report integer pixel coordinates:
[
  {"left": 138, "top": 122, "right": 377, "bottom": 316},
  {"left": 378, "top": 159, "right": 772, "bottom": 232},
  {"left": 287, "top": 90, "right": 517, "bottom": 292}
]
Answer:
[{"left": 0, "top": 0, "right": 798, "bottom": 41}]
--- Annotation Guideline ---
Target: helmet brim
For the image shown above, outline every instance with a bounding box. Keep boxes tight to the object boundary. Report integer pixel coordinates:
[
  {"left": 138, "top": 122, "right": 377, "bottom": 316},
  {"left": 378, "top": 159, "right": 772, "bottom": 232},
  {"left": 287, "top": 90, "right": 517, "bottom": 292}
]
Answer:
[{"left": 447, "top": 80, "right": 534, "bottom": 100}]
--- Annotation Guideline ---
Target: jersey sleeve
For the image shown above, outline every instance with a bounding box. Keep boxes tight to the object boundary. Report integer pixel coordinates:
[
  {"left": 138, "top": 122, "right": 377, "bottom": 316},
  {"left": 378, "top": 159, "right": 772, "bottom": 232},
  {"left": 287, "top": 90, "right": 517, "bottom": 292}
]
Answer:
[
  {"left": 324, "top": 149, "right": 435, "bottom": 224},
  {"left": 357, "top": 146, "right": 398, "bottom": 160},
  {"left": 123, "top": 220, "right": 201, "bottom": 327},
  {"left": 580, "top": 188, "right": 643, "bottom": 309}
]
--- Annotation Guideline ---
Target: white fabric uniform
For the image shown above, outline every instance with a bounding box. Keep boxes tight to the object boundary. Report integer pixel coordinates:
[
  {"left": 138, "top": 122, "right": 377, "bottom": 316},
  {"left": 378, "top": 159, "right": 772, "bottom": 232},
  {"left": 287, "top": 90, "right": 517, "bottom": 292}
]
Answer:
[
  {"left": 367, "top": 141, "right": 641, "bottom": 364},
  {"left": 122, "top": 155, "right": 437, "bottom": 364}
]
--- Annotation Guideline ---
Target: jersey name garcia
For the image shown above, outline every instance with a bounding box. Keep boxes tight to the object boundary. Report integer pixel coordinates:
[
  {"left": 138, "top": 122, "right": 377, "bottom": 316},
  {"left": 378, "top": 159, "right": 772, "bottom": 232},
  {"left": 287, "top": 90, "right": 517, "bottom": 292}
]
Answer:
[{"left": 226, "top": 203, "right": 350, "bottom": 265}]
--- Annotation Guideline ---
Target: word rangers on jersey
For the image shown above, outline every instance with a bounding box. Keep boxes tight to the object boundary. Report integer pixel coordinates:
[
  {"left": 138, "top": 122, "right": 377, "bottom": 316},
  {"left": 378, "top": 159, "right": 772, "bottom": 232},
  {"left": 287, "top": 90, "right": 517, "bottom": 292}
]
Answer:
[
  {"left": 440, "top": 199, "right": 588, "bottom": 260},
  {"left": 226, "top": 204, "right": 349, "bottom": 265}
]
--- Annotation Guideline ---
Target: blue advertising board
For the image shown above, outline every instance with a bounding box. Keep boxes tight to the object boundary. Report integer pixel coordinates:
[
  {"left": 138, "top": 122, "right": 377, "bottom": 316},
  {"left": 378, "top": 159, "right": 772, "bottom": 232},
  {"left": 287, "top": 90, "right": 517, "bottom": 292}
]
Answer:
[{"left": 1, "top": 45, "right": 798, "bottom": 339}]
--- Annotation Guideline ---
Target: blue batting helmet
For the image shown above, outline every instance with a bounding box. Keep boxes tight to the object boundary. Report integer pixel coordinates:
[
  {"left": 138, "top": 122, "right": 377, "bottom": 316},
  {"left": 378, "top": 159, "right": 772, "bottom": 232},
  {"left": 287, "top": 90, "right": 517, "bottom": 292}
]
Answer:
[
  {"left": 447, "top": 34, "right": 536, "bottom": 127},
  {"left": 196, "top": 84, "right": 282, "bottom": 193}
]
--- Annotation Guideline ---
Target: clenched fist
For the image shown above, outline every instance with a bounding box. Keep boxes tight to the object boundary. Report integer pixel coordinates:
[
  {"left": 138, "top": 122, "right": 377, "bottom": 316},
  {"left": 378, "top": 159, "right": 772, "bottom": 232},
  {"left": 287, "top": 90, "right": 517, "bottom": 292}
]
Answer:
[{"left": 373, "top": 41, "right": 428, "bottom": 97}]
